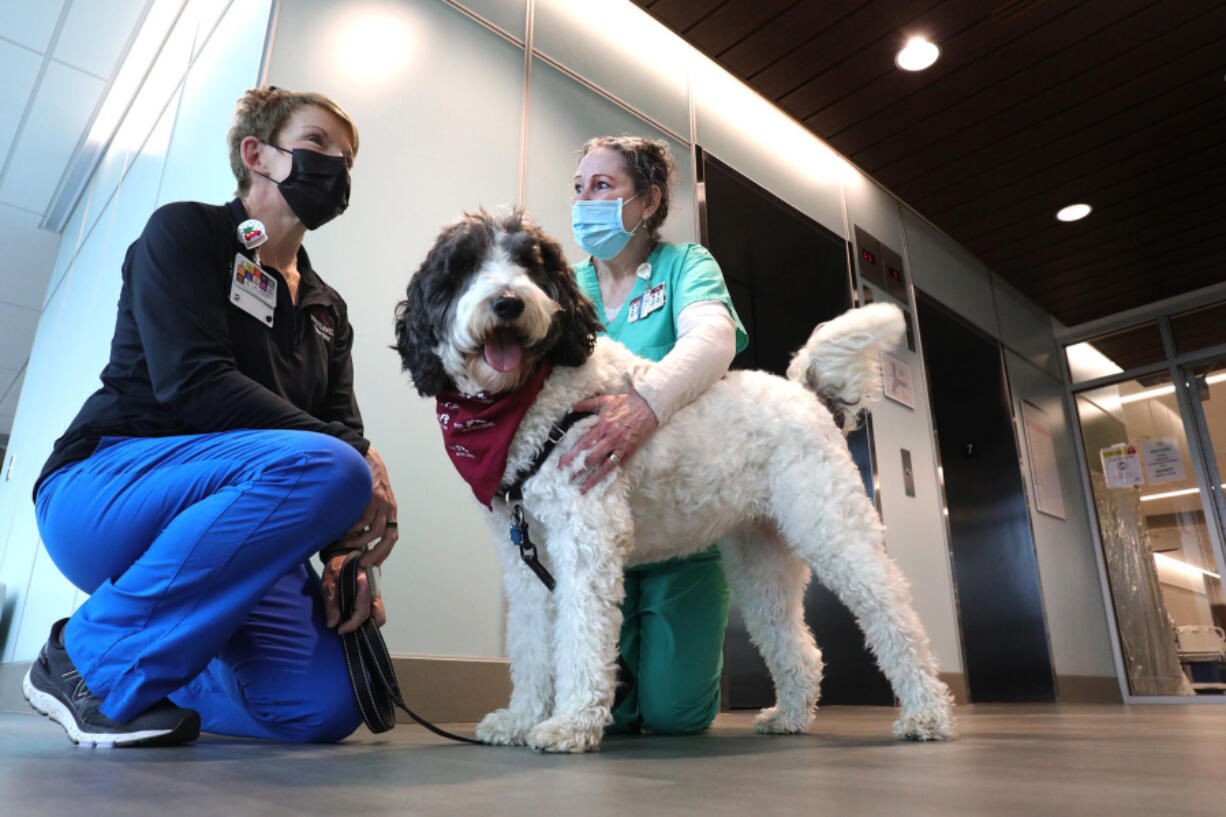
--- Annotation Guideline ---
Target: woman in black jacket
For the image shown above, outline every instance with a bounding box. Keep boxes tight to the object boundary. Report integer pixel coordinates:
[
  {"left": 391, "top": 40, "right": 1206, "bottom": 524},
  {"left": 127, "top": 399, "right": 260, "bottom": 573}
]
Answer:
[{"left": 23, "top": 87, "right": 396, "bottom": 746}]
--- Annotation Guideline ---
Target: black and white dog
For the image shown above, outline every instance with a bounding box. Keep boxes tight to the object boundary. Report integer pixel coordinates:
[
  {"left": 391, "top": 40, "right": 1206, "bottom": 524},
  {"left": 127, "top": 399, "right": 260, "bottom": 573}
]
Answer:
[{"left": 395, "top": 210, "right": 954, "bottom": 753}]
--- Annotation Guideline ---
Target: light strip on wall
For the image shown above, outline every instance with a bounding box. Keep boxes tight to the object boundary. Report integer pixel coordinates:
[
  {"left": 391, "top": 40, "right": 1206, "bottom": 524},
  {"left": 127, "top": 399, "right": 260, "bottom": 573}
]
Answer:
[
  {"left": 41, "top": 0, "right": 188, "bottom": 232},
  {"left": 1154, "top": 552, "right": 1221, "bottom": 580}
]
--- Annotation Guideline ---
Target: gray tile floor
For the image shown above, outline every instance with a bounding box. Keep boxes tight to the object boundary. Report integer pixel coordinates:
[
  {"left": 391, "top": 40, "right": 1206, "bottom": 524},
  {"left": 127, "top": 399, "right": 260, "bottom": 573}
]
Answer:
[{"left": 2, "top": 704, "right": 1224, "bottom": 816}]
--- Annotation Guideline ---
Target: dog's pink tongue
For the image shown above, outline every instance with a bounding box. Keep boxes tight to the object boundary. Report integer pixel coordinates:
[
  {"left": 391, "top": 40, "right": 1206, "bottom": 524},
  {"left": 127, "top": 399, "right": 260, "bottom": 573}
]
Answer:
[{"left": 484, "top": 335, "right": 523, "bottom": 373}]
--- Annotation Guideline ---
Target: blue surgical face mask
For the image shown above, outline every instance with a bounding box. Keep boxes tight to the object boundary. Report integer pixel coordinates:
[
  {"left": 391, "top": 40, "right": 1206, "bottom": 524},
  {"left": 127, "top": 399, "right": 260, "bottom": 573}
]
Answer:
[{"left": 572, "top": 194, "right": 640, "bottom": 260}]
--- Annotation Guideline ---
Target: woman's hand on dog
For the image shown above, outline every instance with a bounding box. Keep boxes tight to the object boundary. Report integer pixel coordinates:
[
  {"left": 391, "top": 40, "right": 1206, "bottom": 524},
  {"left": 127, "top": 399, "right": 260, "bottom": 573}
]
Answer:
[
  {"left": 338, "top": 445, "right": 398, "bottom": 566},
  {"left": 560, "top": 390, "right": 659, "bottom": 493},
  {"left": 321, "top": 550, "right": 387, "bottom": 634}
]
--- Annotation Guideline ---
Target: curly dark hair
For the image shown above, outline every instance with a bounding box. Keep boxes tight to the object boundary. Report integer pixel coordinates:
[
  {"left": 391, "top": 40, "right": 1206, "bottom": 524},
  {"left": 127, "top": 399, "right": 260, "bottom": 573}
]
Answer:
[{"left": 578, "top": 136, "right": 677, "bottom": 242}]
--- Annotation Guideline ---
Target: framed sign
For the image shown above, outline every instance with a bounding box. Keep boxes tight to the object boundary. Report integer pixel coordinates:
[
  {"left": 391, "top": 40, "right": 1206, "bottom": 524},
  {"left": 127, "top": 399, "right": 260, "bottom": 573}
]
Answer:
[
  {"left": 1021, "top": 401, "right": 1066, "bottom": 519},
  {"left": 880, "top": 352, "right": 915, "bottom": 409}
]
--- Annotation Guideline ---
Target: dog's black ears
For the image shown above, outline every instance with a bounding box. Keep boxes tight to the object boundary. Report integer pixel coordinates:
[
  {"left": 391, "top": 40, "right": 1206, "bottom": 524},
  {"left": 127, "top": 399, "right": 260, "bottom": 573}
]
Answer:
[
  {"left": 394, "top": 234, "right": 459, "bottom": 396},
  {"left": 394, "top": 295, "right": 451, "bottom": 397}
]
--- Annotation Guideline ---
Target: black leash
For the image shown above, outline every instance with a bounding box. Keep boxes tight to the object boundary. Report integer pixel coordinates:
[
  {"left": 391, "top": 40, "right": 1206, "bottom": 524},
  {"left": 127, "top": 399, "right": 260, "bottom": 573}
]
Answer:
[
  {"left": 337, "top": 556, "right": 481, "bottom": 743},
  {"left": 497, "top": 411, "right": 593, "bottom": 592}
]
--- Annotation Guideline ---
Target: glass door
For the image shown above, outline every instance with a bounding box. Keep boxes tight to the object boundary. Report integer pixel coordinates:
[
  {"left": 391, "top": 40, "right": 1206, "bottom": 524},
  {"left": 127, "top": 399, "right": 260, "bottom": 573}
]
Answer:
[
  {"left": 1074, "top": 361, "right": 1226, "bottom": 696},
  {"left": 1170, "top": 362, "right": 1226, "bottom": 691}
]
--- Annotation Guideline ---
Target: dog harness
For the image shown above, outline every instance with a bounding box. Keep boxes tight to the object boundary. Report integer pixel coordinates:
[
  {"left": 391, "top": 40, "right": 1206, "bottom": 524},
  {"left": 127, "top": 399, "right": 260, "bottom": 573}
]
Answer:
[{"left": 496, "top": 410, "right": 594, "bottom": 592}]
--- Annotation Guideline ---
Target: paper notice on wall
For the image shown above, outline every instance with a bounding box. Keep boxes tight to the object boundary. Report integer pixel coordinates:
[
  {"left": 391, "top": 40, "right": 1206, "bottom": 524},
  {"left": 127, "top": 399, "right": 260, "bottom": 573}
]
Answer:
[
  {"left": 1021, "top": 401, "right": 1066, "bottom": 519},
  {"left": 1141, "top": 437, "right": 1186, "bottom": 484},
  {"left": 880, "top": 352, "right": 915, "bottom": 408},
  {"left": 1100, "top": 443, "right": 1144, "bottom": 489}
]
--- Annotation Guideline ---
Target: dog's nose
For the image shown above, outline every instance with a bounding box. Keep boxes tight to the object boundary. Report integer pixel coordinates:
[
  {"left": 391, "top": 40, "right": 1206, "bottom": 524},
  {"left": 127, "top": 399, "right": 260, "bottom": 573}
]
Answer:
[{"left": 493, "top": 295, "right": 524, "bottom": 320}]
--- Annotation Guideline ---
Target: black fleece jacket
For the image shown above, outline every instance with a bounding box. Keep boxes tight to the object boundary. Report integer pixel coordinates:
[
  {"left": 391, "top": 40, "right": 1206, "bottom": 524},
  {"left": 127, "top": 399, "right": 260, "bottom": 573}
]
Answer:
[{"left": 35, "top": 198, "right": 368, "bottom": 499}]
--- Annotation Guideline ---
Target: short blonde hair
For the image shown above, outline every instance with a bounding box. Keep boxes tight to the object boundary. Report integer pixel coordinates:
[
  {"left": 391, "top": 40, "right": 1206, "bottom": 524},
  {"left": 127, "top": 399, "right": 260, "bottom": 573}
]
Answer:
[{"left": 227, "top": 86, "right": 359, "bottom": 197}]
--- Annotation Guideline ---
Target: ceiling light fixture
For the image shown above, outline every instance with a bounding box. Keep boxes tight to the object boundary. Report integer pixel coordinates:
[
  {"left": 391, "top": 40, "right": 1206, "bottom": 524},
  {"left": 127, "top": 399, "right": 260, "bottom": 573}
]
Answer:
[
  {"left": 1057, "top": 203, "right": 1092, "bottom": 222},
  {"left": 895, "top": 37, "right": 940, "bottom": 71}
]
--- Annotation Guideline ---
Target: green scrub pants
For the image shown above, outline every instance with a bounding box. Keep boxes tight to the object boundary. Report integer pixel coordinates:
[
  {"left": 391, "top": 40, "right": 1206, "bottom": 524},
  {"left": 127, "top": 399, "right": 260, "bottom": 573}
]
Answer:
[{"left": 610, "top": 546, "right": 730, "bottom": 734}]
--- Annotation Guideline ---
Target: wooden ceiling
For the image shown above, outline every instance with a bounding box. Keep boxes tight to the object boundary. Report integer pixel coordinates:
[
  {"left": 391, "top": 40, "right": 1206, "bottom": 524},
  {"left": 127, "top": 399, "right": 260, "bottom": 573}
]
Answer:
[{"left": 632, "top": 0, "right": 1226, "bottom": 328}]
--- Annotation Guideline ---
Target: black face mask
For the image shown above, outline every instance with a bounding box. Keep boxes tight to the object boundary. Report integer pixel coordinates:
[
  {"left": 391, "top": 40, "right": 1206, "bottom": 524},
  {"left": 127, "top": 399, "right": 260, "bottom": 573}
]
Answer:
[{"left": 259, "top": 144, "right": 350, "bottom": 230}]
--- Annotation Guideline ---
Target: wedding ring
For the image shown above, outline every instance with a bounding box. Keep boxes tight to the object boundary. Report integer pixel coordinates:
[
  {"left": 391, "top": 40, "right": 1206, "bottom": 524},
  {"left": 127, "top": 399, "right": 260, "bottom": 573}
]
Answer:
[
  {"left": 386, "top": 521, "right": 398, "bottom": 528},
  {"left": 609, "top": 452, "right": 621, "bottom": 466}
]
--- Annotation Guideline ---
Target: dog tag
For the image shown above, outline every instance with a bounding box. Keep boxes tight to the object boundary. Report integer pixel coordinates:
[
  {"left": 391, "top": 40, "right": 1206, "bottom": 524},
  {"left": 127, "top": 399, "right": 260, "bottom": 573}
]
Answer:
[
  {"left": 509, "top": 505, "right": 556, "bottom": 591},
  {"left": 230, "top": 253, "right": 276, "bottom": 327}
]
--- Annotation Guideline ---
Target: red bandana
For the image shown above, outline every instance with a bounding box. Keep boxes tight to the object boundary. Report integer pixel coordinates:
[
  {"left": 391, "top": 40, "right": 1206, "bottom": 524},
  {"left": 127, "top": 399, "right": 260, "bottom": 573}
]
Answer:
[{"left": 436, "top": 365, "right": 554, "bottom": 508}]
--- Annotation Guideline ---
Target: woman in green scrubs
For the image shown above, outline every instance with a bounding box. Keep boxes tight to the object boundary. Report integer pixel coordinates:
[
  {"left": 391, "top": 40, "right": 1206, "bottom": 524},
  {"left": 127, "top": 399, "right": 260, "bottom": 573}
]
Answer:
[{"left": 558, "top": 136, "right": 748, "bottom": 734}]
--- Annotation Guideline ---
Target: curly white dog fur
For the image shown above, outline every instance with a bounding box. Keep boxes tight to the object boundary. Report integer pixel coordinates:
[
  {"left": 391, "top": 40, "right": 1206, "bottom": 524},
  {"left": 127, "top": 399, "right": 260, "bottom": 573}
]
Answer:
[{"left": 395, "top": 211, "right": 955, "bottom": 753}]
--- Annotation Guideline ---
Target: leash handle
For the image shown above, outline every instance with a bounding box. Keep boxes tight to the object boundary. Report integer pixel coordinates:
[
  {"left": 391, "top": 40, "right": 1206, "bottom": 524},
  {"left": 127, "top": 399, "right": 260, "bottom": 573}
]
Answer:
[{"left": 338, "top": 556, "right": 482, "bottom": 744}]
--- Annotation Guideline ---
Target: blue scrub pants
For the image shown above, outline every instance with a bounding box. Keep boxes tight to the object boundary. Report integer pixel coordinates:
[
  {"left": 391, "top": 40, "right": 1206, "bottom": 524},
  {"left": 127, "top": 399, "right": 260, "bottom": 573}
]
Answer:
[{"left": 35, "top": 429, "right": 371, "bottom": 742}]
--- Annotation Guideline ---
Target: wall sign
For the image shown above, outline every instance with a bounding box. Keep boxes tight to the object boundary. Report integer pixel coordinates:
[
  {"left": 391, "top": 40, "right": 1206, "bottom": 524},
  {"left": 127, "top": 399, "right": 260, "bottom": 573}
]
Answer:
[
  {"left": 1021, "top": 401, "right": 1066, "bottom": 519},
  {"left": 880, "top": 352, "right": 915, "bottom": 408},
  {"left": 1141, "top": 437, "right": 1185, "bottom": 484},
  {"left": 1100, "top": 443, "right": 1144, "bottom": 489}
]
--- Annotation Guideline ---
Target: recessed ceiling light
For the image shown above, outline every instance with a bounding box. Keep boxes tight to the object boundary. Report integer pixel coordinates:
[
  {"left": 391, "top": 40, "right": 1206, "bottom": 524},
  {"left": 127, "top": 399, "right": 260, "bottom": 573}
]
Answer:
[
  {"left": 895, "top": 38, "right": 940, "bottom": 71},
  {"left": 1056, "top": 203, "right": 1092, "bottom": 222}
]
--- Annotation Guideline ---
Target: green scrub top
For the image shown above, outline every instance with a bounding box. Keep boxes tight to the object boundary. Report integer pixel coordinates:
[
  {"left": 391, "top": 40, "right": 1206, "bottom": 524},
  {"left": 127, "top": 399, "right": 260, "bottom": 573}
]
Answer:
[{"left": 573, "top": 242, "right": 748, "bottom": 363}]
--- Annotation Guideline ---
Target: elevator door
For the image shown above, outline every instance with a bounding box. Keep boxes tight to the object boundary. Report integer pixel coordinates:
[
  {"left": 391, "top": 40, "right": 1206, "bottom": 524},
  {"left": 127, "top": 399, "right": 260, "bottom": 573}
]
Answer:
[
  {"left": 701, "top": 149, "right": 894, "bottom": 707},
  {"left": 916, "top": 290, "right": 1056, "bottom": 701}
]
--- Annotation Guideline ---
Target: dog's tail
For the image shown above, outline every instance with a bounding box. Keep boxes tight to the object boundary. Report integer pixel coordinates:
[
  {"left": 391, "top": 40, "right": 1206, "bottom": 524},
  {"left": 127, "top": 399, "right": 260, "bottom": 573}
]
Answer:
[{"left": 786, "top": 302, "right": 906, "bottom": 433}]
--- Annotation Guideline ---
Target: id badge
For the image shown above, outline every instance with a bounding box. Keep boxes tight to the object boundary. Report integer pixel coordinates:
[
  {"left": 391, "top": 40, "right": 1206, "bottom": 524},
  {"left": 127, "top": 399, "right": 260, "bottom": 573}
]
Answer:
[
  {"left": 627, "top": 295, "right": 643, "bottom": 323},
  {"left": 640, "top": 283, "right": 666, "bottom": 318},
  {"left": 230, "top": 253, "right": 277, "bottom": 327}
]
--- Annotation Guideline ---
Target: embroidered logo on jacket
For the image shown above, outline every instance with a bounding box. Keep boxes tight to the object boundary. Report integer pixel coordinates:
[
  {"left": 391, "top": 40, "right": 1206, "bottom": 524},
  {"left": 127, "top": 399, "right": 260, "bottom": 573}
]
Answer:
[{"left": 309, "top": 308, "right": 335, "bottom": 341}]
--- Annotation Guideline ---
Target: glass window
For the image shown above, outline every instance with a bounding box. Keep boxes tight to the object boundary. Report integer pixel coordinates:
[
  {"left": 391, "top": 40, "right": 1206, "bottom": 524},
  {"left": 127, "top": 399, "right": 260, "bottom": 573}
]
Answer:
[{"left": 1065, "top": 321, "right": 1166, "bottom": 383}]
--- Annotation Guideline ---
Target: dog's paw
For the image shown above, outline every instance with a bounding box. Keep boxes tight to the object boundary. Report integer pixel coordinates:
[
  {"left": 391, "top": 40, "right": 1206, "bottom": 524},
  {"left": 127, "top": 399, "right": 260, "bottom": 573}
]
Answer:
[
  {"left": 475, "top": 708, "right": 534, "bottom": 746},
  {"left": 526, "top": 716, "right": 603, "bottom": 754},
  {"left": 753, "top": 706, "right": 813, "bottom": 735},
  {"left": 893, "top": 707, "right": 956, "bottom": 742}
]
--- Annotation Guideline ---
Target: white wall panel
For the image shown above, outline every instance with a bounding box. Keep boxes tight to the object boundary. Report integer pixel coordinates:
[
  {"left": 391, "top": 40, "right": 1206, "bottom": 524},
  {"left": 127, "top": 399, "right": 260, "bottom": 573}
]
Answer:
[
  {"left": 188, "top": 0, "right": 237, "bottom": 57},
  {"left": 454, "top": 0, "right": 526, "bottom": 39},
  {"left": 0, "top": 61, "right": 104, "bottom": 213},
  {"left": 0, "top": 367, "right": 21, "bottom": 431},
  {"left": 0, "top": 203, "right": 59, "bottom": 311},
  {"left": 0, "top": 302, "right": 39, "bottom": 371},
  {"left": 52, "top": 0, "right": 147, "bottom": 78},
  {"left": 1004, "top": 350, "right": 1116, "bottom": 680},
  {"left": 901, "top": 207, "right": 1000, "bottom": 339},
  {"left": 0, "top": 0, "right": 269, "bottom": 661},
  {"left": 265, "top": 0, "right": 525, "bottom": 658},
  {"left": 42, "top": 184, "right": 89, "bottom": 309},
  {"left": 0, "top": 270, "right": 75, "bottom": 662},
  {"left": 692, "top": 61, "right": 846, "bottom": 238},
  {"left": 156, "top": 0, "right": 270, "bottom": 208},
  {"left": 524, "top": 56, "right": 695, "bottom": 265},
  {"left": 0, "top": 0, "right": 64, "bottom": 52},
  {"left": 0, "top": 41, "right": 43, "bottom": 162},
  {"left": 532, "top": 0, "right": 691, "bottom": 140}
]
